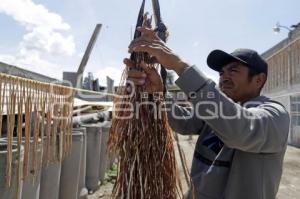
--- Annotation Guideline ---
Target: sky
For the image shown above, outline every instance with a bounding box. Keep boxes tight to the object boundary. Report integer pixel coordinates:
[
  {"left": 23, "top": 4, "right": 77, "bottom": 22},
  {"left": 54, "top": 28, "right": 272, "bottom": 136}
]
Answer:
[{"left": 0, "top": 0, "right": 299, "bottom": 85}]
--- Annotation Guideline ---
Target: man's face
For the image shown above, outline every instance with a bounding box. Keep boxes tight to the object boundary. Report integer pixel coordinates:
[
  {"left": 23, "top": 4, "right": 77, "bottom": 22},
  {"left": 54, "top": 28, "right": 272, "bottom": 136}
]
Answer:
[{"left": 218, "top": 62, "right": 258, "bottom": 103}]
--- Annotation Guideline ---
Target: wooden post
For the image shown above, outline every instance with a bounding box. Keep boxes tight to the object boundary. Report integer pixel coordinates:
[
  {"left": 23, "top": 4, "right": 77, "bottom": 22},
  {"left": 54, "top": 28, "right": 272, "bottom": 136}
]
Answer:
[{"left": 76, "top": 24, "right": 102, "bottom": 88}]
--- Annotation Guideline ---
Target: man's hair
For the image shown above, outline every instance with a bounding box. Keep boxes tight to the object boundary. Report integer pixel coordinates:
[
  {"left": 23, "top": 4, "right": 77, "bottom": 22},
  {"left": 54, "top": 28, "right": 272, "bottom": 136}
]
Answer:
[{"left": 247, "top": 68, "right": 267, "bottom": 92}]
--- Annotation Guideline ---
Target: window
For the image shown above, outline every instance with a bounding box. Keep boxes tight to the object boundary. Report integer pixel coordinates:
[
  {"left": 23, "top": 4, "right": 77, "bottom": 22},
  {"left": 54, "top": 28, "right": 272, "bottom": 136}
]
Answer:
[{"left": 290, "top": 95, "right": 300, "bottom": 126}]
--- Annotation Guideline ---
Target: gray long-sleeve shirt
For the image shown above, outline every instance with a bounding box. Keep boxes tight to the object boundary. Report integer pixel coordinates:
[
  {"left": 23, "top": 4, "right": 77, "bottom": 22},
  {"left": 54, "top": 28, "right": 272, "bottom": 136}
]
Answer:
[{"left": 166, "top": 66, "right": 290, "bottom": 199}]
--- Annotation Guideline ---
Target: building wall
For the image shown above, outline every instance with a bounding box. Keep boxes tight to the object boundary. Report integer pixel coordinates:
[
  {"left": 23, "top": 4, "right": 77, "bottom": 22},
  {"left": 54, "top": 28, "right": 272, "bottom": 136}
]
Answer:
[
  {"left": 0, "top": 61, "right": 58, "bottom": 83},
  {"left": 262, "top": 25, "right": 300, "bottom": 147},
  {"left": 290, "top": 39, "right": 300, "bottom": 85},
  {"left": 263, "top": 36, "right": 300, "bottom": 93}
]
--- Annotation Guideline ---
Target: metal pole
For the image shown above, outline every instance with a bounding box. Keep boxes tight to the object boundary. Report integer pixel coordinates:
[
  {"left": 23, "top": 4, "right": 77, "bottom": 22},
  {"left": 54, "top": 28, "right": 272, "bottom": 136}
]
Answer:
[{"left": 76, "top": 24, "right": 102, "bottom": 88}]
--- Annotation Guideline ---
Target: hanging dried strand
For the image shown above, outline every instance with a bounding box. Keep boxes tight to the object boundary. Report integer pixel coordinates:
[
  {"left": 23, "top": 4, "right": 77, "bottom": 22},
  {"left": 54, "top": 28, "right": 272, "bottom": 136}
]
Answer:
[
  {"left": 32, "top": 82, "right": 40, "bottom": 185},
  {"left": 0, "top": 72, "right": 74, "bottom": 190},
  {"left": 67, "top": 88, "right": 73, "bottom": 156},
  {"left": 23, "top": 79, "right": 32, "bottom": 179},
  {"left": 51, "top": 90, "right": 59, "bottom": 162},
  {"left": 66, "top": 88, "right": 74, "bottom": 156},
  {"left": 29, "top": 83, "right": 39, "bottom": 183},
  {"left": 16, "top": 79, "right": 24, "bottom": 197},
  {"left": 62, "top": 87, "right": 72, "bottom": 158},
  {"left": 108, "top": 3, "right": 183, "bottom": 198},
  {"left": 62, "top": 89, "right": 67, "bottom": 159},
  {"left": 45, "top": 92, "right": 53, "bottom": 167},
  {"left": 0, "top": 78, "right": 6, "bottom": 138},
  {"left": 6, "top": 76, "right": 16, "bottom": 188},
  {"left": 174, "top": 132, "right": 191, "bottom": 187},
  {"left": 58, "top": 88, "right": 64, "bottom": 162},
  {"left": 61, "top": 87, "right": 73, "bottom": 159},
  {"left": 39, "top": 89, "right": 46, "bottom": 171},
  {"left": 151, "top": 0, "right": 192, "bottom": 191}
]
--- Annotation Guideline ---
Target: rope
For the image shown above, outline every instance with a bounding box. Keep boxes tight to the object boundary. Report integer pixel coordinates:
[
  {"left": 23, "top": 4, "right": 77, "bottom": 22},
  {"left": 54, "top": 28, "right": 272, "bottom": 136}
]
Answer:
[
  {"left": 152, "top": 0, "right": 191, "bottom": 191},
  {"left": 0, "top": 72, "right": 117, "bottom": 98}
]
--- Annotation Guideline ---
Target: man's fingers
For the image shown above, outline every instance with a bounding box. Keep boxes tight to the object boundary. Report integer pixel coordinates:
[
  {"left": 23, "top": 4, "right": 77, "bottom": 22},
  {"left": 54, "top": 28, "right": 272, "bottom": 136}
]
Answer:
[
  {"left": 129, "top": 44, "right": 160, "bottom": 57},
  {"left": 127, "top": 78, "right": 145, "bottom": 86},
  {"left": 149, "top": 56, "right": 158, "bottom": 64},
  {"left": 137, "top": 26, "right": 156, "bottom": 37},
  {"left": 127, "top": 69, "right": 147, "bottom": 78},
  {"left": 123, "top": 58, "right": 135, "bottom": 67},
  {"left": 139, "top": 62, "right": 159, "bottom": 77},
  {"left": 130, "top": 37, "right": 170, "bottom": 52},
  {"left": 129, "top": 37, "right": 169, "bottom": 51},
  {"left": 140, "top": 62, "right": 164, "bottom": 92},
  {"left": 129, "top": 39, "right": 170, "bottom": 56}
]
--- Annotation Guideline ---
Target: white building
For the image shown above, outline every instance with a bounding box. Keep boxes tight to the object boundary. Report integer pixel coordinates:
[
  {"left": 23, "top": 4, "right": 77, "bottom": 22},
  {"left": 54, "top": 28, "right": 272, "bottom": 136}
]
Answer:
[{"left": 262, "top": 23, "right": 300, "bottom": 147}]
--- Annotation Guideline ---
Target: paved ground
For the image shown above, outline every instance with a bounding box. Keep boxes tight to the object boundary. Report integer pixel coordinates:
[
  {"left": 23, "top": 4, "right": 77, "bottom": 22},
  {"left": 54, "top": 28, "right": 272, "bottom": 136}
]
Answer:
[
  {"left": 89, "top": 134, "right": 300, "bottom": 199},
  {"left": 276, "top": 145, "right": 300, "bottom": 199}
]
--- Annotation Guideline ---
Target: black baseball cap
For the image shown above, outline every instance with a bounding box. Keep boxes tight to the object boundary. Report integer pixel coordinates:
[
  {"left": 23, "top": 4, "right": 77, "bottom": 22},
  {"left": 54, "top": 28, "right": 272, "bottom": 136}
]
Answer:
[{"left": 207, "top": 48, "right": 268, "bottom": 75}]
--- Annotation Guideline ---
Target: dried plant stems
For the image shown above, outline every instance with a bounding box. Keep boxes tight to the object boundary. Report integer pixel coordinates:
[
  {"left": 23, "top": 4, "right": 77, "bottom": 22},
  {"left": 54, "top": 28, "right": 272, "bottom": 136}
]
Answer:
[
  {"left": 174, "top": 132, "right": 191, "bottom": 187},
  {"left": 51, "top": 92, "right": 59, "bottom": 161},
  {"left": 57, "top": 92, "right": 63, "bottom": 162},
  {"left": 39, "top": 91, "right": 46, "bottom": 171},
  {"left": 109, "top": 66, "right": 182, "bottom": 199},
  {"left": 0, "top": 72, "right": 74, "bottom": 188},
  {"left": 6, "top": 77, "right": 16, "bottom": 188},
  {"left": 31, "top": 82, "right": 39, "bottom": 184},
  {"left": 16, "top": 79, "right": 23, "bottom": 197},
  {"left": 45, "top": 94, "right": 52, "bottom": 167},
  {"left": 0, "top": 79, "right": 6, "bottom": 138},
  {"left": 108, "top": 13, "right": 183, "bottom": 199},
  {"left": 63, "top": 88, "right": 73, "bottom": 158},
  {"left": 23, "top": 82, "right": 32, "bottom": 179}
]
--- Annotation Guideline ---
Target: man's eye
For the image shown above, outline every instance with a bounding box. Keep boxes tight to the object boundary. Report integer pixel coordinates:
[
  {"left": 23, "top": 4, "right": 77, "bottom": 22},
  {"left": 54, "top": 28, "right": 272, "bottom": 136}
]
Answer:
[{"left": 219, "top": 72, "right": 224, "bottom": 76}]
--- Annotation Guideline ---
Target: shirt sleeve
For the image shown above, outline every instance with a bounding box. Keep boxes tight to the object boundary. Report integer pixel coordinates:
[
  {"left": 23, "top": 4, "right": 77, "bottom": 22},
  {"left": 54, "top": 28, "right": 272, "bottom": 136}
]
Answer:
[{"left": 165, "top": 92, "right": 205, "bottom": 135}]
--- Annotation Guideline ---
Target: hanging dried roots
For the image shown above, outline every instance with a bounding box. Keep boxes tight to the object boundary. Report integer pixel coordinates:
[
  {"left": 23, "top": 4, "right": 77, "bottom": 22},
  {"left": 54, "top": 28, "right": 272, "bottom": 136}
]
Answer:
[
  {"left": 108, "top": 13, "right": 183, "bottom": 199},
  {"left": 0, "top": 73, "right": 74, "bottom": 189}
]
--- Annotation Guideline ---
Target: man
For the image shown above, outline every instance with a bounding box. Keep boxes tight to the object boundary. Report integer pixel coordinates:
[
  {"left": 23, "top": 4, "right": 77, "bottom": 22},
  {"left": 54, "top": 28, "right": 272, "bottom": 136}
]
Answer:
[{"left": 126, "top": 27, "right": 290, "bottom": 199}]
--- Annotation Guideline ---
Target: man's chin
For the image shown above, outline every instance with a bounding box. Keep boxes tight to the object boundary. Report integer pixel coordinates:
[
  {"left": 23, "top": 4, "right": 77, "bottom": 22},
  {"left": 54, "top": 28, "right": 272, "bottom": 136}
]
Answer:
[{"left": 221, "top": 89, "right": 234, "bottom": 98}]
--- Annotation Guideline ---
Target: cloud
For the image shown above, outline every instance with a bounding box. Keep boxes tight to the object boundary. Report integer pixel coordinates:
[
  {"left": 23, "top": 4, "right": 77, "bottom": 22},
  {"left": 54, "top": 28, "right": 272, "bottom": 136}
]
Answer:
[
  {"left": 0, "top": 52, "right": 64, "bottom": 79},
  {"left": 94, "top": 66, "right": 124, "bottom": 86},
  {"left": 20, "top": 26, "right": 75, "bottom": 56},
  {"left": 0, "top": 0, "right": 70, "bottom": 30},
  {"left": 0, "top": 0, "right": 75, "bottom": 78}
]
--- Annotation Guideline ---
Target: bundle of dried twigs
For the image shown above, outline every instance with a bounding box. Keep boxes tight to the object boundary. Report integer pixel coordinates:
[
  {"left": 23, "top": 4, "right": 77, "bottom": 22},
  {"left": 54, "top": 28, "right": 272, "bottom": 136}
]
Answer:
[
  {"left": 108, "top": 1, "right": 183, "bottom": 198},
  {"left": 0, "top": 73, "right": 74, "bottom": 194}
]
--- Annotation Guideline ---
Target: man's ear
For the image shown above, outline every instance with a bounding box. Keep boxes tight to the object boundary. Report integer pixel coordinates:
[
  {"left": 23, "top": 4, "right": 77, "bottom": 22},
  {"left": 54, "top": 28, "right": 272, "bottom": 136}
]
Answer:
[{"left": 255, "top": 73, "right": 267, "bottom": 88}]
